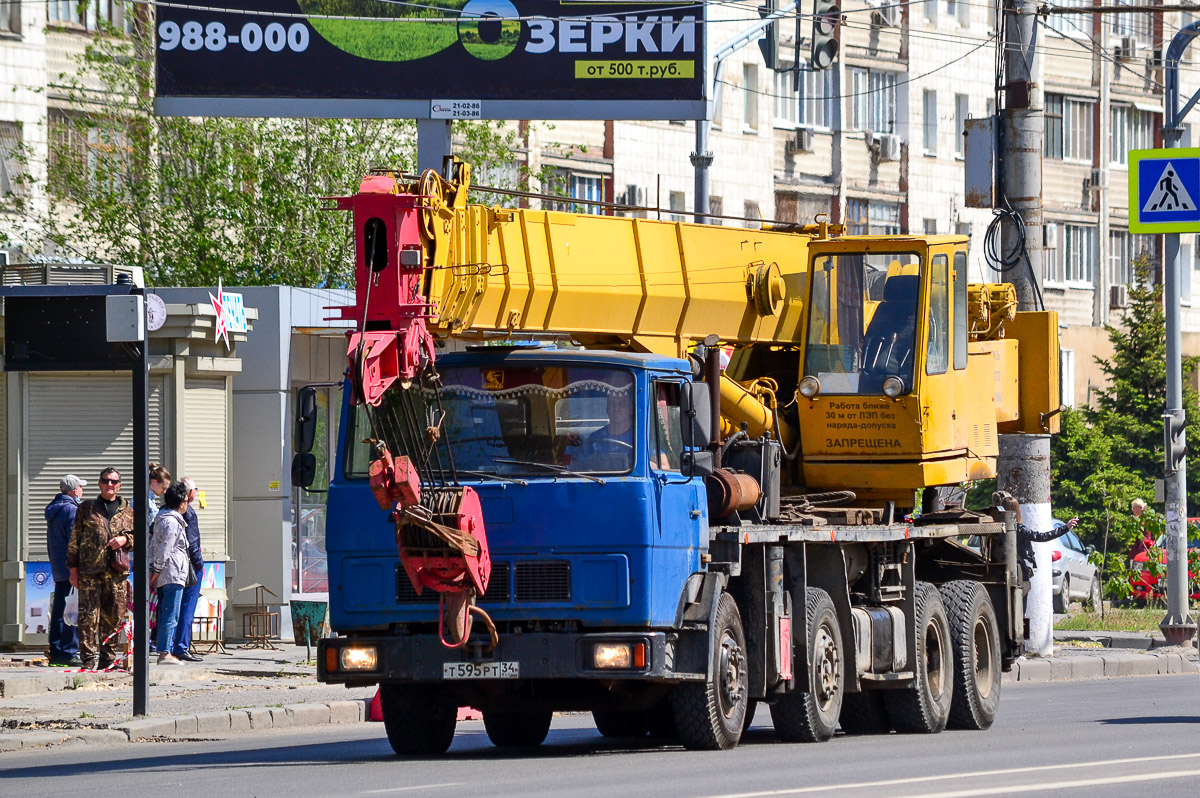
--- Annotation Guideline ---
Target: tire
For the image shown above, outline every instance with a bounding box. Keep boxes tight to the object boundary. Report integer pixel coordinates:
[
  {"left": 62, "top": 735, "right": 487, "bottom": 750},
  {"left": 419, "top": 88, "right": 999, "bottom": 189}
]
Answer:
[
  {"left": 671, "top": 592, "right": 749, "bottom": 750},
  {"left": 1086, "top": 577, "right": 1102, "bottom": 611},
  {"left": 770, "top": 587, "right": 844, "bottom": 743},
  {"left": 1054, "top": 575, "right": 1070, "bottom": 613},
  {"left": 483, "top": 710, "right": 554, "bottom": 748},
  {"left": 941, "top": 580, "right": 1002, "bottom": 731},
  {"left": 379, "top": 683, "right": 457, "bottom": 756},
  {"left": 884, "top": 582, "right": 952, "bottom": 734},
  {"left": 593, "top": 709, "right": 648, "bottom": 738},
  {"left": 838, "top": 690, "right": 891, "bottom": 735}
]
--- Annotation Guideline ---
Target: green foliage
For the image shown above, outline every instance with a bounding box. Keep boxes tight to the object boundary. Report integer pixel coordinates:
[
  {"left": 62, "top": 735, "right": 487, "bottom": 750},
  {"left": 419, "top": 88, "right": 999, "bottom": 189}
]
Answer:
[
  {"left": 3, "top": 20, "right": 555, "bottom": 288},
  {"left": 1046, "top": 254, "right": 1200, "bottom": 600}
]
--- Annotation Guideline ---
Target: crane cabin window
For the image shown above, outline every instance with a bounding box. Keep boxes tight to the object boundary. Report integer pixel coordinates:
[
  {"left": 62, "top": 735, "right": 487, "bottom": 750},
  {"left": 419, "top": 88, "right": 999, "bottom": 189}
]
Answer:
[
  {"left": 926, "top": 254, "right": 949, "bottom": 375},
  {"left": 804, "top": 252, "right": 923, "bottom": 395},
  {"left": 345, "top": 366, "right": 638, "bottom": 478}
]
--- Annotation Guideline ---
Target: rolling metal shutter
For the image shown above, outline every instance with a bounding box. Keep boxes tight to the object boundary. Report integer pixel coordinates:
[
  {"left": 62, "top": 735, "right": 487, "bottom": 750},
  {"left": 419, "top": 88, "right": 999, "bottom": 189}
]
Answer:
[
  {"left": 23, "top": 374, "right": 164, "bottom": 560},
  {"left": 184, "top": 378, "right": 228, "bottom": 559}
]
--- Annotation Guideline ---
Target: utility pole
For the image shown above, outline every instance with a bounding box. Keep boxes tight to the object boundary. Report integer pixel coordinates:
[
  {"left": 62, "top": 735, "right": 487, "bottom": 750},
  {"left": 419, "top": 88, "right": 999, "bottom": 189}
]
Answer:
[
  {"left": 996, "top": 0, "right": 1053, "bottom": 656},
  {"left": 1159, "top": 22, "right": 1200, "bottom": 647}
]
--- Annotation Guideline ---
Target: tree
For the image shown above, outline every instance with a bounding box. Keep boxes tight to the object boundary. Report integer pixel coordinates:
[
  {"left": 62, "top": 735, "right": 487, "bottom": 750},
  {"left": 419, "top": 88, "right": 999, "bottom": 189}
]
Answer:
[
  {"left": 1050, "top": 254, "right": 1200, "bottom": 555},
  {"left": 3, "top": 15, "right": 560, "bottom": 287}
]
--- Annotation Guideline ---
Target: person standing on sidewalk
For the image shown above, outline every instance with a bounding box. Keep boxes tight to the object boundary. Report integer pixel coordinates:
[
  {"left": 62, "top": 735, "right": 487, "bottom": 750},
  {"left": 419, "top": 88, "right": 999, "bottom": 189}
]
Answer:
[
  {"left": 67, "top": 468, "right": 134, "bottom": 671},
  {"left": 172, "top": 477, "right": 204, "bottom": 663},
  {"left": 146, "top": 464, "right": 171, "bottom": 655},
  {"left": 44, "top": 475, "right": 85, "bottom": 666},
  {"left": 149, "top": 482, "right": 191, "bottom": 665}
]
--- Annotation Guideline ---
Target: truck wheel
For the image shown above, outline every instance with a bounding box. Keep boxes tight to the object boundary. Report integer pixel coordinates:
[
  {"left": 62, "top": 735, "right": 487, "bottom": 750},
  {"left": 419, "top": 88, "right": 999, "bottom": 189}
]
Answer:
[
  {"left": 483, "top": 710, "right": 553, "bottom": 747},
  {"left": 769, "top": 587, "right": 843, "bottom": 743},
  {"left": 671, "top": 592, "right": 748, "bottom": 750},
  {"left": 593, "top": 709, "right": 648, "bottom": 738},
  {"left": 941, "top": 580, "right": 1002, "bottom": 731},
  {"left": 838, "top": 690, "right": 891, "bottom": 735},
  {"left": 379, "top": 683, "right": 457, "bottom": 756},
  {"left": 884, "top": 581, "right": 952, "bottom": 734}
]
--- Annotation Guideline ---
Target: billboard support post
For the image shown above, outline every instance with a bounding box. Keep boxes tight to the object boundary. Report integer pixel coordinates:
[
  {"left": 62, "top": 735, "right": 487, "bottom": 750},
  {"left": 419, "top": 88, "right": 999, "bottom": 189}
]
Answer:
[{"left": 418, "top": 120, "right": 453, "bottom": 175}]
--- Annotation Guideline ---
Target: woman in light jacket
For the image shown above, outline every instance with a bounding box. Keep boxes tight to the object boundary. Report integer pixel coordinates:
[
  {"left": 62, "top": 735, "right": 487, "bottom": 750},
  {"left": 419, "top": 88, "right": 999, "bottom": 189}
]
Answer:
[{"left": 149, "top": 482, "right": 191, "bottom": 665}]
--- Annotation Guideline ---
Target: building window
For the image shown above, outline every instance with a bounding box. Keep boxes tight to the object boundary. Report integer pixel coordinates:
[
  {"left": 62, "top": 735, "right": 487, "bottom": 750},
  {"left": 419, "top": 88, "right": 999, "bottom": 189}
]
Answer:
[
  {"left": 869, "top": 202, "right": 901, "bottom": 234},
  {"left": 1110, "top": 105, "right": 1155, "bottom": 166},
  {"left": 798, "top": 67, "right": 834, "bottom": 129},
  {"left": 954, "top": 94, "right": 969, "bottom": 158},
  {"left": 0, "top": 0, "right": 20, "bottom": 34},
  {"left": 955, "top": 221, "right": 971, "bottom": 238},
  {"left": 48, "top": 0, "right": 133, "bottom": 34},
  {"left": 669, "top": 190, "right": 687, "bottom": 222},
  {"left": 850, "top": 69, "right": 897, "bottom": 134},
  {"left": 743, "top": 63, "right": 759, "bottom": 132},
  {"left": 925, "top": 0, "right": 937, "bottom": 22},
  {"left": 744, "top": 200, "right": 761, "bottom": 229},
  {"left": 947, "top": 0, "right": 969, "bottom": 25},
  {"left": 709, "top": 195, "right": 723, "bottom": 220},
  {"left": 923, "top": 90, "right": 938, "bottom": 155},
  {"left": 1058, "top": 224, "right": 1096, "bottom": 285},
  {"left": 1109, "top": 229, "right": 1155, "bottom": 287},
  {"left": 1044, "top": 0, "right": 1088, "bottom": 37},
  {"left": 846, "top": 198, "right": 868, "bottom": 235},
  {"left": 774, "top": 67, "right": 797, "bottom": 128},
  {"left": 1110, "top": 2, "right": 1151, "bottom": 45},
  {"left": 1044, "top": 94, "right": 1093, "bottom": 161},
  {"left": 0, "top": 122, "right": 24, "bottom": 197},
  {"left": 569, "top": 174, "right": 603, "bottom": 215},
  {"left": 924, "top": 218, "right": 939, "bottom": 234}
]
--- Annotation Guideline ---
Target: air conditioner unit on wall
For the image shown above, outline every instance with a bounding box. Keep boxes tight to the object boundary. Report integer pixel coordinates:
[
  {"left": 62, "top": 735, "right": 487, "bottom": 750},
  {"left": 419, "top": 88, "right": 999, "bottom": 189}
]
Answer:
[
  {"left": 1085, "top": 168, "right": 1108, "bottom": 191},
  {"left": 786, "top": 128, "right": 815, "bottom": 155},
  {"left": 623, "top": 184, "right": 645, "bottom": 207},
  {"left": 1110, "top": 284, "right": 1128, "bottom": 309},
  {"left": 875, "top": 133, "right": 902, "bottom": 162},
  {"left": 1115, "top": 36, "right": 1140, "bottom": 60},
  {"left": 871, "top": 2, "right": 900, "bottom": 28}
]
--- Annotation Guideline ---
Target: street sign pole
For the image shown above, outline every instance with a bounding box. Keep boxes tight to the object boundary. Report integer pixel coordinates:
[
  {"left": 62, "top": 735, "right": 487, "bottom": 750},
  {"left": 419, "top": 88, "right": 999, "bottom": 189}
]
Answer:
[
  {"left": 1151, "top": 21, "right": 1200, "bottom": 646},
  {"left": 132, "top": 285, "right": 150, "bottom": 715}
]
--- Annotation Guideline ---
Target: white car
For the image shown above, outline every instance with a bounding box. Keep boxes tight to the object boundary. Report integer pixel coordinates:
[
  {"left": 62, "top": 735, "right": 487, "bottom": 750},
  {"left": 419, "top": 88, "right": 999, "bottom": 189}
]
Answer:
[{"left": 1049, "top": 525, "right": 1099, "bottom": 612}]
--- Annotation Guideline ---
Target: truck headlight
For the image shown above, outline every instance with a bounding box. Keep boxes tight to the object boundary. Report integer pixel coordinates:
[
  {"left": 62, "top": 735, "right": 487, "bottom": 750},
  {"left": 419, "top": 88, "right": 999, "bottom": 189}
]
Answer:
[
  {"left": 339, "top": 646, "right": 378, "bottom": 671},
  {"left": 593, "top": 642, "right": 647, "bottom": 669},
  {"left": 882, "top": 376, "right": 906, "bottom": 397},
  {"left": 798, "top": 375, "right": 821, "bottom": 398}
]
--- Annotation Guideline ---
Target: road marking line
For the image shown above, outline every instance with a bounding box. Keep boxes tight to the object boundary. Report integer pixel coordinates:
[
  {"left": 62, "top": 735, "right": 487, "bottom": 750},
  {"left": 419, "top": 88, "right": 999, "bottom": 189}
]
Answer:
[
  {"left": 701, "top": 751, "right": 1200, "bottom": 798},
  {"left": 917, "top": 768, "right": 1200, "bottom": 798},
  {"left": 360, "top": 783, "right": 464, "bottom": 794}
]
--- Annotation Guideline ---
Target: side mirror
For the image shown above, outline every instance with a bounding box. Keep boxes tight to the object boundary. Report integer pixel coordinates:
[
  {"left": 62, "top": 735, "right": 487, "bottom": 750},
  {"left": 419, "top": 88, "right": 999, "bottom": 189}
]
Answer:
[
  {"left": 295, "top": 386, "right": 318, "bottom": 454},
  {"left": 682, "top": 450, "right": 715, "bottom": 478},
  {"left": 680, "top": 381, "right": 713, "bottom": 449},
  {"left": 291, "top": 452, "right": 317, "bottom": 489}
]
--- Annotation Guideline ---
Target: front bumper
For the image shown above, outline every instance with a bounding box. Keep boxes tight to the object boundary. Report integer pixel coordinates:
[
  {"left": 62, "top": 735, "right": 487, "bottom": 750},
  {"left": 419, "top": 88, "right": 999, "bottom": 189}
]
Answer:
[{"left": 318, "top": 630, "right": 704, "bottom": 685}]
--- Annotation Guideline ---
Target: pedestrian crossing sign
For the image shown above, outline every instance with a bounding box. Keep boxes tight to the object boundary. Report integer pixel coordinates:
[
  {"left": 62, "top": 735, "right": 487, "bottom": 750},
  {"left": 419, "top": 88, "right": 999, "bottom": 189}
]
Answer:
[{"left": 1130, "top": 148, "right": 1200, "bottom": 232}]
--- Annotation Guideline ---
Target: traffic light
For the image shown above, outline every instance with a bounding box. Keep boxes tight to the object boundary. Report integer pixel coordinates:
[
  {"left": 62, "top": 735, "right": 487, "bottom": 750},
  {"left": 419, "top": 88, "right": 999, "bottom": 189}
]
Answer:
[
  {"left": 1164, "top": 411, "right": 1187, "bottom": 474},
  {"left": 811, "top": 0, "right": 841, "bottom": 71},
  {"left": 758, "top": 3, "right": 778, "bottom": 71}
]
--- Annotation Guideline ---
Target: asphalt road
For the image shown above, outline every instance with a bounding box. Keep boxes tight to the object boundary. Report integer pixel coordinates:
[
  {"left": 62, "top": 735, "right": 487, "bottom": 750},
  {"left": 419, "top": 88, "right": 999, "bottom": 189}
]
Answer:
[{"left": 3, "top": 674, "right": 1198, "bottom": 798}]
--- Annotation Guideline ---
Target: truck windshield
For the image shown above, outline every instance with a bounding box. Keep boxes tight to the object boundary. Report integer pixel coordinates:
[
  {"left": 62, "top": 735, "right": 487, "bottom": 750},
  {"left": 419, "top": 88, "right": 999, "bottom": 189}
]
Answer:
[
  {"left": 803, "top": 251, "right": 922, "bottom": 395},
  {"left": 346, "top": 365, "right": 637, "bottom": 478}
]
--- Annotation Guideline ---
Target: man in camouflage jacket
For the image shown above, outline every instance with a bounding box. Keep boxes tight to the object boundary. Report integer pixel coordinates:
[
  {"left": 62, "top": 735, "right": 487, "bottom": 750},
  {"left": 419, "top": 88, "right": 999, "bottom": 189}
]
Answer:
[{"left": 68, "top": 467, "right": 134, "bottom": 670}]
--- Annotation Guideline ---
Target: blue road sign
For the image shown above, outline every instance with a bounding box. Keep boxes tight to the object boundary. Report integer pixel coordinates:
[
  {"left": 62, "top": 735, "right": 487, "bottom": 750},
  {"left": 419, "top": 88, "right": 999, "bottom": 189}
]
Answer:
[{"left": 1130, "top": 148, "right": 1200, "bottom": 233}]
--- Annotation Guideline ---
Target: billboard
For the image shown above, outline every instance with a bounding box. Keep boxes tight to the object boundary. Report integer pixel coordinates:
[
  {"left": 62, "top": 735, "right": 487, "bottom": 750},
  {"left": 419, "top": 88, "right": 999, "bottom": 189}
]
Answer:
[{"left": 155, "top": 1, "right": 707, "bottom": 120}]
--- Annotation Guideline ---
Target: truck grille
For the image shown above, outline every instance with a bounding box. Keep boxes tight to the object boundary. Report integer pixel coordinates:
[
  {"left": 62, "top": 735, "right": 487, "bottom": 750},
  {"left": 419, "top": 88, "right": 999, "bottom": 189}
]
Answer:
[
  {"left": 514, "top": 561, "right": 571, "bottom": 602},
  {"left": 394, "top": 562, "right": 510, "bottom": 605}
]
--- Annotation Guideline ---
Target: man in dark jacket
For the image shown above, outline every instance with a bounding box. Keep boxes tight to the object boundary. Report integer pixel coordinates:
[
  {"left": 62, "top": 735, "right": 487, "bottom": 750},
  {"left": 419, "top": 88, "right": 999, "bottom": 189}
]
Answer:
[
  {"left": 44, "top": 475, "right": 84, "bottom": 666},
  {"left": 172, "top": 477, "right": 204, "bottom": 662}
]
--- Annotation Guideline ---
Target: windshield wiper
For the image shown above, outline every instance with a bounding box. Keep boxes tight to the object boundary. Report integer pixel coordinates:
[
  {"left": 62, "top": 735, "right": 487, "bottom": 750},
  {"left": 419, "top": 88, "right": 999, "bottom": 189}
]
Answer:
[
  {"left": 457, "top": 470, "right": 528, "bottom": 486},
  {"left": 492, "top": 457, "right": 607, "bottom": 484}
]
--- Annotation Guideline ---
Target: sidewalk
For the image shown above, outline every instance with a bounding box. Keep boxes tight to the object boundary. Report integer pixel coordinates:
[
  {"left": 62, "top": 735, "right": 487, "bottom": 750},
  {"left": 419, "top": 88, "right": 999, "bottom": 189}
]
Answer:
[{"left": 1, "top": 633, "right": 1196, "bottom": 752}]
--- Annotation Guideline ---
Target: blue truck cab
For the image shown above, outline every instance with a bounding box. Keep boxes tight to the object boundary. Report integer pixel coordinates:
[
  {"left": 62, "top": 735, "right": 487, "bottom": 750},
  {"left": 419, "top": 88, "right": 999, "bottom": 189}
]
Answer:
[{"left": 318, "top": 348, "right": 720, "bottom": 710}]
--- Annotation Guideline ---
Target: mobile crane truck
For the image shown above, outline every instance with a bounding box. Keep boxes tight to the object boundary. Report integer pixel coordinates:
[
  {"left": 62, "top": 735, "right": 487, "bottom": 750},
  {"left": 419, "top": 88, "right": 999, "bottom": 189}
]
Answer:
[{"left": 299, "top": 160, "right": 1060, "bottom": 753}]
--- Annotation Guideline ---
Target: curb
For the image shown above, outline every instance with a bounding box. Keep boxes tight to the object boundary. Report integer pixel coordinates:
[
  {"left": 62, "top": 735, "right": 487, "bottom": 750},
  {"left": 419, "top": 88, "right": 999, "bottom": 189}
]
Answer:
[
  {"left": 1003, "top": 650, "right": 1199, "bottom": 683},
  {"left": 111, "top": 698, "right": 371, "bottom": 741}
]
